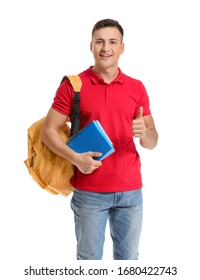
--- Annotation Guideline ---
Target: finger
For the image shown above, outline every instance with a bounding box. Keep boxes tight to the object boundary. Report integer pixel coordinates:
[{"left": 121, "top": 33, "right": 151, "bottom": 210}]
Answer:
[
  {"left": 88, "top": 152, "right": 102, "bottom": 157},
  {"left": 134, "top": 133, "right": 141, "bottom": 138},
  {"left": 132, "top": 119, "right": 142, "bottom": 126},
  {"left": 136, "top": 106, "right": 143, "bottom": 119}
]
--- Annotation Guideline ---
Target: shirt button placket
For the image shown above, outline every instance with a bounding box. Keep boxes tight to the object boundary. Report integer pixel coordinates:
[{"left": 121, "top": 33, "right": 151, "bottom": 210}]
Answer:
[{"left": 105, "top": 84, "right": 111, "bottom": 108}]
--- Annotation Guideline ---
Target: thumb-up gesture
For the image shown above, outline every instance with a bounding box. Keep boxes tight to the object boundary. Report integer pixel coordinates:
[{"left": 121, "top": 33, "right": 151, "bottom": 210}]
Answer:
[{"left": 132, "top": 107, "right": 146, "bottom": 138}]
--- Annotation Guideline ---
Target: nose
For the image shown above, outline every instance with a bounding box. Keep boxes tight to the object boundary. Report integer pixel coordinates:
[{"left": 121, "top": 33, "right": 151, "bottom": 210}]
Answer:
[{"left": 101, "top": 41, "right": 110, "bottom": 52}]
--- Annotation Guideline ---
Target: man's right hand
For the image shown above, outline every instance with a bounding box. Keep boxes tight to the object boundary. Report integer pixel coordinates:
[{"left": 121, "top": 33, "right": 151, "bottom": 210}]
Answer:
[{"left": 73, "top": 152, "right": 102, "bottom": 174}]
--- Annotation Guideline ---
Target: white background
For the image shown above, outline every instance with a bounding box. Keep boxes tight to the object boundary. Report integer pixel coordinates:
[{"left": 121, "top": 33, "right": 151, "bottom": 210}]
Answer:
[{"left": 1, "top": 0, "right": 200, "bottom": 279}]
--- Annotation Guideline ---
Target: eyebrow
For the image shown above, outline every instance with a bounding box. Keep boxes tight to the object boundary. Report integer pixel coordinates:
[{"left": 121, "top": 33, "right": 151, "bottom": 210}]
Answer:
[{"left": 95, "top": 38, "right": 119, "bottom": 41}]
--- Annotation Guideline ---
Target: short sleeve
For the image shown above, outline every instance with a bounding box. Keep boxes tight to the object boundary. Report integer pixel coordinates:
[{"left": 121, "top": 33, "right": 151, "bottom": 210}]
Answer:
[
  {"left": 135, "top": 81, "right": 151, "bottom": 117},
  {"left": 51, "top": 79, "right": 74, "bottom": 117}
]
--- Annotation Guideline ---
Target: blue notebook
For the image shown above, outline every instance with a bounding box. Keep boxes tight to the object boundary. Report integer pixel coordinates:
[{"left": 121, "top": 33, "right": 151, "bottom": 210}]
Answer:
[{"left": 66, "top": 120, "right": 115, "bottom": 160}]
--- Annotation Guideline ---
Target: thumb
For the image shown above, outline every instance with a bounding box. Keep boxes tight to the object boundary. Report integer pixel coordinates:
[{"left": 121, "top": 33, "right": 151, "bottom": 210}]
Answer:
[{"left": 136, "top": 107, "right": 143, "bottom": 119}]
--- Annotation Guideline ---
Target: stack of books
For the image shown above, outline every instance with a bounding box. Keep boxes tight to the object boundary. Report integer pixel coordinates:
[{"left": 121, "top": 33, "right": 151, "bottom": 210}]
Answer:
[{"left": 66, "top": 120, "right": 115, "bottom": 160}]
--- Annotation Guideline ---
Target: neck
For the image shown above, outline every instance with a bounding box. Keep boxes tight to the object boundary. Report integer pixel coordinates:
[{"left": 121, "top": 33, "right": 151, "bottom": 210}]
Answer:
[{"left": 92, "top": 66, "right": 119, "bottom": 83}]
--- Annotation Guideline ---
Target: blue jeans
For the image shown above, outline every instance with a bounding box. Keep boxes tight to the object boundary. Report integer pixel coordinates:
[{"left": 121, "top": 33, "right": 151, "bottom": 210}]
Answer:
[{"left": 70, "top": 188, "right": 143, "bottom": 260}]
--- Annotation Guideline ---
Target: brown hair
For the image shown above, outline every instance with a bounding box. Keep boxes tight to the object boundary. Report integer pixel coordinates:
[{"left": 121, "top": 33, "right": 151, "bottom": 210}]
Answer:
[{"left": 92, "top": 18, "right": 124, "bottom": 40}]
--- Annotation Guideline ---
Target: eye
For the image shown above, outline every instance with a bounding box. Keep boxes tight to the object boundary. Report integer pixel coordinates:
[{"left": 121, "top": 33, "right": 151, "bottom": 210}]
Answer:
[
  {"left": 96, "top": 40, "right": 103, "bottom": 45},
  {"left": 110, "top": 40, "right": 117, "bottom": 45}
]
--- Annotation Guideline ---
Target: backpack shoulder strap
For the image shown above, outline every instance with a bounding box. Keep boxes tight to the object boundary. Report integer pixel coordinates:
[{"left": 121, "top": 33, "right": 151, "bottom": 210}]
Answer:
[
  {"left": 66, "top": 75, "right": 82, "bottom": 92},
  {"left": 60, "top": 75, "right": 82, "bottom": 91},
  {"left": 60, "top": 75, "right": 82, "bottom": 137}
]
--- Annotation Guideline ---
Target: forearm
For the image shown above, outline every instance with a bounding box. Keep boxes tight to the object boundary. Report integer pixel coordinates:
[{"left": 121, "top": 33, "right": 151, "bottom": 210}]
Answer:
[
  {"left": 140, "top": 127, "right": 158, "bottom": 150},
  {"left": 132, "top": 110, "right": 158, "bottom": 150},
  {"left": 41, "top": 127, "right": 78, "bottom": 164},
  {"left": 41, "top": 127, "right": 102, "bottom": 174}
]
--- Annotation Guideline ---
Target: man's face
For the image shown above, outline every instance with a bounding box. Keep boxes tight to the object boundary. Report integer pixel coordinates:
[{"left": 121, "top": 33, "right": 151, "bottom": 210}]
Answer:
[{"left": 90, "top": 27, "right": 124, "bottom": 70}]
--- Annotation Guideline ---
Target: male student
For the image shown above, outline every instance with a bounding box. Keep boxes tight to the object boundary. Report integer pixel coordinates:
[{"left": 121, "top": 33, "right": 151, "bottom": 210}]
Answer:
[{"left": 42, "top": 18, "right": 158, "bottom": 260}]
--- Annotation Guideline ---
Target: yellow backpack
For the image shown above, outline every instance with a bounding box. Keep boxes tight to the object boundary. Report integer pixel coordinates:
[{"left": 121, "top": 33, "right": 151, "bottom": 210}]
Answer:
[{"left": 24, "top": 75, "right": 82, "bottom": 196}]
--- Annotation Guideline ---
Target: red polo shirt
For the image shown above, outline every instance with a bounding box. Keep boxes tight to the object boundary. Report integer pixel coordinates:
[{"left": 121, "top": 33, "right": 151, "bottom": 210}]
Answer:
[{"left": 52, "top": 67, "right": 151, "bottom": 192}]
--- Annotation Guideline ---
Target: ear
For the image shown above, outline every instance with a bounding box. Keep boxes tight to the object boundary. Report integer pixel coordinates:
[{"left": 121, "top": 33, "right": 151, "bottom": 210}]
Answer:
[
  {"left": 121, "top": 43, "right": 125, "bottom": 54},
  {"left": 90, "top": 41, "right": 93, "bottom": 52}
]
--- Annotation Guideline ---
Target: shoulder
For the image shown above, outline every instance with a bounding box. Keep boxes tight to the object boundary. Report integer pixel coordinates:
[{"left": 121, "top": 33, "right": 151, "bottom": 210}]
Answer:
[
  {"left": 120, "top": 72, "right": 147, "bottom": 96},
  {"left": 78, "top": 67, "right": 92, "bottom": 80},
  {"left": 122, "top": 72, "right": 145, "bottom": 88}
]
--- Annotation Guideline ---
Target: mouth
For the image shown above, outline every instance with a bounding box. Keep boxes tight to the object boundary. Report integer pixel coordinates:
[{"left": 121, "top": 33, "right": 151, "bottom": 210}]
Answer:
[{"left": 100, "top": 53, "right": 112, "bottom": 59}]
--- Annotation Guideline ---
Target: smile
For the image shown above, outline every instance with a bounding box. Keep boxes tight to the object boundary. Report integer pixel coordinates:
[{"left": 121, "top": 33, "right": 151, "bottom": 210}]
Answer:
[{"left": 100, "top": 54, "right": 112, "bottom": 58}]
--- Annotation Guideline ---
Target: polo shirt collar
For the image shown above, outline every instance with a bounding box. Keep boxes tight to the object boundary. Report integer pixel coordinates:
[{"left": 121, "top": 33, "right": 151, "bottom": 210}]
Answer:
[{"left": 86, "top": 66, "right": 125, "bottom": 85}]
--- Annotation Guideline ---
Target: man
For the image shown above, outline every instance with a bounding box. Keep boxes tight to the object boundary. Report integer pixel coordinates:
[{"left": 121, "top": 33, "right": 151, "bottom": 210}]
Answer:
[{"left": 41, "top": 19, "right": 158, "bottom": 260}]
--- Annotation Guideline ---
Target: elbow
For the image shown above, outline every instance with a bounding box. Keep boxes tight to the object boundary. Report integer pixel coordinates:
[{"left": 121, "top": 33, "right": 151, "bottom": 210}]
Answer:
[{"left": 41, "top": 127, "right": 48, "bottom": 145}]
